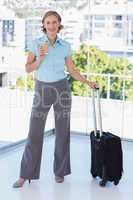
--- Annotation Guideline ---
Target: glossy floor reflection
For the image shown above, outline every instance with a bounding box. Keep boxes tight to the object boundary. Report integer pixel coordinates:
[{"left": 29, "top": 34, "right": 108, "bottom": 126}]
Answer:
[{"left": 0, "top": 134, "right": 133, "bottom": 200}]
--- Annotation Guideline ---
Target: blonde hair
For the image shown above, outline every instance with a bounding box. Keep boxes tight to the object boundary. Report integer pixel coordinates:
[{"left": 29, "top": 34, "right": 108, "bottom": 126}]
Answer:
[{"left": 41, "top": 10, "right": 64, "bottom": 33}]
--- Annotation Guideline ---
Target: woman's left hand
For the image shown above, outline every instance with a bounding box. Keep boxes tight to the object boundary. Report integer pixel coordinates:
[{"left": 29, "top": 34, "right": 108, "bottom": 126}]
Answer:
[{"left": 88, "top": 81, "right": 99, "bottom": 89}]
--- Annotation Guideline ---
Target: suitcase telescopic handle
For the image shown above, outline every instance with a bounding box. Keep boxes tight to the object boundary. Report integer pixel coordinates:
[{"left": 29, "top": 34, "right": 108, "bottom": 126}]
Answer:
[{"left": 92, "top": 88, "right": 103, "bottom": 137}]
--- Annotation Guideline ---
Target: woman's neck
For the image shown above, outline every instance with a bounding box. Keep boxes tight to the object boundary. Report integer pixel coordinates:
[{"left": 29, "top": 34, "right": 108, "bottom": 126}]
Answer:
[{"left": 47, "top": 35, "right": 57, "bottom": 45}]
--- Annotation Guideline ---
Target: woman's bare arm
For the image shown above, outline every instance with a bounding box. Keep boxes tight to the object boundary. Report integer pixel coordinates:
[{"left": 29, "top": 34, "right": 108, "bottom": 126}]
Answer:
[
  {"left": 25, "top": 45, "right": 48, "bottom": 73},
  {"left": 25, "top": 52, "right": 42, "bottom": 73},
  {"left": 65, "top": 57, "right": 97, "bottom": 89}
]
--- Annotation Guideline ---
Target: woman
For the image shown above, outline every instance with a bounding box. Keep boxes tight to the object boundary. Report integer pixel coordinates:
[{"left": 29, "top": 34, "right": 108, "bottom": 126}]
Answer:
[{"left": 13, "top": 10, "right": 97, "bottom": 188}]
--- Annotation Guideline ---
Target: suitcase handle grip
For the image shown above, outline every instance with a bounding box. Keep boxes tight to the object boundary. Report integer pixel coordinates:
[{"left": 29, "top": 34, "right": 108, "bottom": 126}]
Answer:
[{"left": 92, "top": 88, "right": 102, "bottom": 137}]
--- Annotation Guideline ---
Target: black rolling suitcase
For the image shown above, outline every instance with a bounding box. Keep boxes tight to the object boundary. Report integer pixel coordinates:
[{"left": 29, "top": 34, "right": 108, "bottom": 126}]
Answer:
[{"left": 90, "top": 89, "right": 123, "bottom": 187}]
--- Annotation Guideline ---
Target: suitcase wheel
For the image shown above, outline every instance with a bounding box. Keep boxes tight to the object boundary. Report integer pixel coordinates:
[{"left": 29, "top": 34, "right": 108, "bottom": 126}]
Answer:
[
  {"left": 114, "top": 180, "right": 119, "bottom": 185},
  {"left": 99, "top": 180, "right": 107, "bottom": 187}
]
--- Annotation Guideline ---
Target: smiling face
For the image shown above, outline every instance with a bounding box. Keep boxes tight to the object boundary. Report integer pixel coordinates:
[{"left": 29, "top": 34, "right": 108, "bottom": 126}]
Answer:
[{"left": 43, "top": 15, "right": 60, "bottom": 38}]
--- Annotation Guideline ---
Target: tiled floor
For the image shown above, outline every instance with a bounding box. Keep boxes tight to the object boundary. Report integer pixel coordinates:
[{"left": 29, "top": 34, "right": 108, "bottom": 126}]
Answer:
[
  {"left": 0, "top": 134, "right": 133, "bottom": 200},
  {"left": 0, "top": 141, "right": 11, "bottom": 148}
]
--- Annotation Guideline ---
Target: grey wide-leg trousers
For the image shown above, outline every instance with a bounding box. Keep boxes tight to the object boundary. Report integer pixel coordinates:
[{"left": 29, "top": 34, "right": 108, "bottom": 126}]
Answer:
[{"left": 20, "top": 78, "right": 72, "bottom": 179}]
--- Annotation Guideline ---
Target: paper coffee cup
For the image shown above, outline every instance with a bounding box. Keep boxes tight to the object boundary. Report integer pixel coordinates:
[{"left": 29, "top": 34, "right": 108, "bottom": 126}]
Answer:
[{"left": 41, "top": 43, "right": 48, "bottom": 53}]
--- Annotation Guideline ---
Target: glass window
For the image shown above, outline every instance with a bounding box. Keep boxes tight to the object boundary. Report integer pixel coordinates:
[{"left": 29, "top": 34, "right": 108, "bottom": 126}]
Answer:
[
  {"left": 113, "top": 22, "right": 122, "bottom": 28},
  {"left": 112, "top": 30, "right": 123, "bottom": 37},
  {"left": 94, "top": 15, "right": 105, "bottom": 20},
  {"left": 94, "top": 22, "right": 105, "bottom": 28},
  {"left": 114, "top": 15, "right": 123, "bottom": 20}
]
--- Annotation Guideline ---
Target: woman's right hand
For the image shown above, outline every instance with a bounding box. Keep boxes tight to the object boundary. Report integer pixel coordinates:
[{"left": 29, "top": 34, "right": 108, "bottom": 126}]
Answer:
[{"left": 25, "top": 43, "right": 48, "bottom": 72}]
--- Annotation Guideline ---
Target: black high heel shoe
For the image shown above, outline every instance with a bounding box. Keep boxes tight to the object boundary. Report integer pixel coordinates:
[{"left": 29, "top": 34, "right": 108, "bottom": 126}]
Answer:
[{"left": 12, "top": 178, "right": 31, "bottom": 188}]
